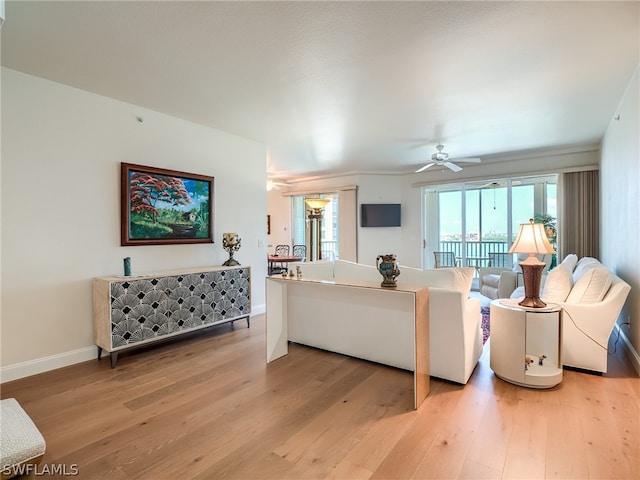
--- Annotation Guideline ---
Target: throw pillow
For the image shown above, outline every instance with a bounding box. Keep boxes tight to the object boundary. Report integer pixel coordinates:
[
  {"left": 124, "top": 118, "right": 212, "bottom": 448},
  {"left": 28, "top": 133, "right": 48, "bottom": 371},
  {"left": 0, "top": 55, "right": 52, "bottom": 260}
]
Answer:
[
  {"left": 541, "top": 255, "right": 576, "bottom": 302},
  {"left": 572, "top": 257, "right": 600, "bottom": 283},
  {"left": 560, "top": 253, "right": 579, "bottom": 271},
  {"left": 566, "top": 266, "right": 612, "bottom": 303}
]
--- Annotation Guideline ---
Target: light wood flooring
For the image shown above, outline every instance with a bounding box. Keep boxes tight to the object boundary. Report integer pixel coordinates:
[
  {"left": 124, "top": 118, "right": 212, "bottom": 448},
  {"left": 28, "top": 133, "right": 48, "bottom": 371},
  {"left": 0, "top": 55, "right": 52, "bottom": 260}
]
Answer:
[{"left": 2, "top": 314, "right": 639, "bottom": 479}]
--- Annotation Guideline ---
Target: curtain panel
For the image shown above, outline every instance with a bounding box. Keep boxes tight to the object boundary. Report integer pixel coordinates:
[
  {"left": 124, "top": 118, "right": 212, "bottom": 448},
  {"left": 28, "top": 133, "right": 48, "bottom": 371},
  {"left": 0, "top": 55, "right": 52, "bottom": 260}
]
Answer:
[{"left": 558, "top": 170, "right": 599, "bottom": 260}]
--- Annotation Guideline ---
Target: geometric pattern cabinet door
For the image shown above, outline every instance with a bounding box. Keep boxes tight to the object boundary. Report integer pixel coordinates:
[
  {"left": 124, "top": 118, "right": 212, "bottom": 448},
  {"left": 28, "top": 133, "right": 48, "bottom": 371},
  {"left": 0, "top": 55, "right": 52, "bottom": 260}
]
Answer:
[{"left": 93, "top": 266, "right": 250, "bottom": 367}]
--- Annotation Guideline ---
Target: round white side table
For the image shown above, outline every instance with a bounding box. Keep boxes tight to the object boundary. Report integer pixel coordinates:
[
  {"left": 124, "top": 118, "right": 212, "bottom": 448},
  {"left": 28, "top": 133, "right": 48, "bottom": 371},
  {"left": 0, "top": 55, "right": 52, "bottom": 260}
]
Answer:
[{"left": 489, "top": 298, "right": 562, "bottom": 388}]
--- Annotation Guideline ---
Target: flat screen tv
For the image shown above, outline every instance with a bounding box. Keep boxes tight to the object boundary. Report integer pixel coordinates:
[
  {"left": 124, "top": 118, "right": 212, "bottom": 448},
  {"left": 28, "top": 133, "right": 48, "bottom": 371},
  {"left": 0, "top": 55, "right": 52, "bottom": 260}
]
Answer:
[{"left": 361, "top": 203, "right": 401, "bottom": 227}]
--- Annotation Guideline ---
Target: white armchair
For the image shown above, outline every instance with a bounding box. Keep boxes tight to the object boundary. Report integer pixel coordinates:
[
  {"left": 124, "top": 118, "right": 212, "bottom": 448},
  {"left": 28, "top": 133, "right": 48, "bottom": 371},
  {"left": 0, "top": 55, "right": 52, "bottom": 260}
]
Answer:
[{"left": 479, "top": 254, "right": 553, "bottom": 300}]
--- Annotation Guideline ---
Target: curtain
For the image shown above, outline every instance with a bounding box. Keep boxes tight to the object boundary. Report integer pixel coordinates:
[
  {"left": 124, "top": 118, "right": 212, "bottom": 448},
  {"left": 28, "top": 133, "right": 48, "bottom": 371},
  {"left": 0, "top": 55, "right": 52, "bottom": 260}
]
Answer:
[
  {"left": 558, "top": 170, "right": 599, "bottom": 260},
  {"left": 337, "top": 187, "right": 357, "bottom": 262}
]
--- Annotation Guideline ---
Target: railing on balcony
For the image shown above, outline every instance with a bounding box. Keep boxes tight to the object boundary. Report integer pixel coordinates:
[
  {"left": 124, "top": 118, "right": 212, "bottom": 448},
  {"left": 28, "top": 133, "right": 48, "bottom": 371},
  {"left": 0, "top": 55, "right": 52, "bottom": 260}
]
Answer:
[
  {"left": 320, "top": 240, "right": 338, "bottom": 260},
  {"left": 438, "top": 241, "right": 510, "bottom": 273},
  {"left": 439, "top": 240, "right": 508, "bottom": 258}
]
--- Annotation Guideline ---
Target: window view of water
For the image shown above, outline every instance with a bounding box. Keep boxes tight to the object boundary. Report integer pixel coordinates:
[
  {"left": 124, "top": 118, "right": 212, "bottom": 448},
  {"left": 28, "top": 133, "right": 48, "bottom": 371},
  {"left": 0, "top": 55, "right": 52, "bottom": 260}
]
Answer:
[{"left": 425, "top": 175, "right": 557, "bottom": 269}]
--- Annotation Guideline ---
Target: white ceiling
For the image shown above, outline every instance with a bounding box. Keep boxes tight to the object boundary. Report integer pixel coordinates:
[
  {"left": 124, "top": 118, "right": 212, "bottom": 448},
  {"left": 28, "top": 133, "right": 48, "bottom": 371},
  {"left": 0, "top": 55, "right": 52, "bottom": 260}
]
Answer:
[{"left": 1, "top": 1, "right": 638, "bottom": 181}]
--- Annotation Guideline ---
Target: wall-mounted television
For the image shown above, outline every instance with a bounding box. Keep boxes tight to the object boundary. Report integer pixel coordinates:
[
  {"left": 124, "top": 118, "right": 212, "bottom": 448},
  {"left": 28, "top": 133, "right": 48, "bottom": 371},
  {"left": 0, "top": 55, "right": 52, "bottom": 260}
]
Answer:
[{"left": 360, "top": 203, "right": 401, "bottom": 227}]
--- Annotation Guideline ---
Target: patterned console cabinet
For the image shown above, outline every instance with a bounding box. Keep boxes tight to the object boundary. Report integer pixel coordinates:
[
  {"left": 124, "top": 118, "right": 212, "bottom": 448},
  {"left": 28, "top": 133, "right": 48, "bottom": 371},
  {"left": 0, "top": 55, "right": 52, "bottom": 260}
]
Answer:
[{"left": 93, "top": 265, "right": 250, "bottom": 367}]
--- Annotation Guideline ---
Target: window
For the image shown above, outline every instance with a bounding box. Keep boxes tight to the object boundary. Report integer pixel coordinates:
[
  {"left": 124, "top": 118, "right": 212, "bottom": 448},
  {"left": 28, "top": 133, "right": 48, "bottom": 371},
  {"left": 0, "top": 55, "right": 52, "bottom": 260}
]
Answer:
[
  {"left": 291, "top": 193, "right": 339, "bottom": 260},
  {"left": 424, "top": 175, "right": 557, "bottom": 270}
]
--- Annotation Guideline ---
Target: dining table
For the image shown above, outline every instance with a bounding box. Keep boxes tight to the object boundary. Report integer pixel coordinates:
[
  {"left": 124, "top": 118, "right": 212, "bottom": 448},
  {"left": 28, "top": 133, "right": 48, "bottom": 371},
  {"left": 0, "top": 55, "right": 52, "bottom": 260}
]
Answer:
[{"left": 267, "top": 254, "right": 303, "bottom": 275}]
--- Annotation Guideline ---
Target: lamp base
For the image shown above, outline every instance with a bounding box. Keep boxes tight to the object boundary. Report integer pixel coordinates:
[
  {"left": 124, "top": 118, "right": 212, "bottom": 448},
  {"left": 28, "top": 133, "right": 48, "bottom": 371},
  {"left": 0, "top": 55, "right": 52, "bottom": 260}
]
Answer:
[
  {"left": 517, "top": 296, "right": 547, "bottom": 309},
  {"left": 518, "top": 259, "right": 547, "bottom": 309}
]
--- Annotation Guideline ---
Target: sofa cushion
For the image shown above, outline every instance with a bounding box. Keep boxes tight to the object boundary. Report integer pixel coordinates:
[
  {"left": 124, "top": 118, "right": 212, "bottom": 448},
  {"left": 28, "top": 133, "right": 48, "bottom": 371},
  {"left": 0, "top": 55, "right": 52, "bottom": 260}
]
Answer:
[
  {"left": 541, "top": 254, "right": 577, "bottom": 302},
  {"left": 399, "top": 265, "right": 474, "bottom": 297},
  {"left": 566, "top": 265, "right": 612, "bottom": 304}
]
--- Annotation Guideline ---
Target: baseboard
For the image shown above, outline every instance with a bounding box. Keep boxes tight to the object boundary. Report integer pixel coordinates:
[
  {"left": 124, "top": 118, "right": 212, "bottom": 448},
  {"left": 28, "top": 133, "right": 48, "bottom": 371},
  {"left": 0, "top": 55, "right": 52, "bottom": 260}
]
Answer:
[
  {"left": 1, "top": 305, "right": 267, "bottom": 384},
  {"left": 1, "top": 346, "right": 97, "bottom": 384},
  {"left": 615, "top": 323, "right": 640, "bottom": 376}
]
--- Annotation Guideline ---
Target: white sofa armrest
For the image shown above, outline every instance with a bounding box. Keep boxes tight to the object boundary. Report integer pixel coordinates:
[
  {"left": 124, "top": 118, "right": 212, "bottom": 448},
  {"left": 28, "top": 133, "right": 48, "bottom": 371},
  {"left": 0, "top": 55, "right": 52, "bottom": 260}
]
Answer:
[
  {"left": 429, "top": 289, "right": 482, "bottom": 384},
  {"left": 557, "top": 276, "right": 630, "bottom": 373},
  {"left": 497, "top": 271, "right": 519, "bottom": 298},
  {"left": 478, "top": 267, "right": 509, "bottom": 290}
]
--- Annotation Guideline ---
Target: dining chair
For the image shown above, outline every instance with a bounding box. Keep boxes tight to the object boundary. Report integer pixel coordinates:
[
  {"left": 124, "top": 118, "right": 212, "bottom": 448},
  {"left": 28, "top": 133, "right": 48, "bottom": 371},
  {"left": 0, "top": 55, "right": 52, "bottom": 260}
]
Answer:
[
  {"left": 292, "top": 244, "right": 306, "bottom": 261},
  {"left": 433, "top": 251, "right": 458, "bottom": 268},
  {"left": 271, "top": 245, "right": 290, "bottom": 274}
]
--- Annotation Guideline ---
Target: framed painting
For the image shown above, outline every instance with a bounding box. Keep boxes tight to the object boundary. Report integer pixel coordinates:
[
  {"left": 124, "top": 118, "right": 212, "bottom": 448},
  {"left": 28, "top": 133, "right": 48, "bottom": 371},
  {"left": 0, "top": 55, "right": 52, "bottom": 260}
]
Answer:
[{"left": 121, "top": 163, "right": 214, "bottom": 246}]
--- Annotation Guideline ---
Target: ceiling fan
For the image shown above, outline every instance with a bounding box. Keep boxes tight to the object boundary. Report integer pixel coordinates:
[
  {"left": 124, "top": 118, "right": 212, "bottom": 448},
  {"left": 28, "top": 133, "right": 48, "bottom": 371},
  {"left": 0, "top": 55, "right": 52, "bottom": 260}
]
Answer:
[
  {"left": 478, "top": 180, "right": 522, "bottom": 209},
  {"left": 415, "top": 144, "right": 481, "bottom": 173}
]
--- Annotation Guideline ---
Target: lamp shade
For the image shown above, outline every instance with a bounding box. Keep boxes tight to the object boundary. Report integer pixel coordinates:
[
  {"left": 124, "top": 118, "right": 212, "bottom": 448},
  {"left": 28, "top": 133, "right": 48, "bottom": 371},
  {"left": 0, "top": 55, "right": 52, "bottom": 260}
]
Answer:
[
  {"left": 508, "top": 219, "right": 555, "bottom": 255},
  {"left": 304, "top": 198, "right": 330, "bottom": 210}
]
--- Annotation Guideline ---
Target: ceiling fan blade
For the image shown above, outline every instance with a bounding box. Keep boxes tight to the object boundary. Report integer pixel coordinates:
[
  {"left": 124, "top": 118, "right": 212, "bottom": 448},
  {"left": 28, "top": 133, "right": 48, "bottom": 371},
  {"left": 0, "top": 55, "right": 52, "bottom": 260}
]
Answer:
[
  {"left": 415, "top": 162, "right": 435, "bottom": 173},
  {"left": 444, "top": 162, "right": 463, "bottom": 172},
  {"left": 451, "top": 157, "right": 481, "bottom": 163}
]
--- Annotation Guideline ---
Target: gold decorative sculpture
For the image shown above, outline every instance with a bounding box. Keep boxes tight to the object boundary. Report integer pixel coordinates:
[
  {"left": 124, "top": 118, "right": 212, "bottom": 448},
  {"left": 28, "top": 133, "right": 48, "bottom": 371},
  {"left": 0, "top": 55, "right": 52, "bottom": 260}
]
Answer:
[{"left": 222, "top": 232, "right": 241, "bottom": 266}]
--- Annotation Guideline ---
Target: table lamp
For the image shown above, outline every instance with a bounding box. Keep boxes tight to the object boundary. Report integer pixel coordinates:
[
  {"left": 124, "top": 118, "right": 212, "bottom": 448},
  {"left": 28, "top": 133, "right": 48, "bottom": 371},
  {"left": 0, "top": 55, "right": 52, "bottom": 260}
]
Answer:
[{"left": 508, "top": 219, "right": 556, "bottom": 308}]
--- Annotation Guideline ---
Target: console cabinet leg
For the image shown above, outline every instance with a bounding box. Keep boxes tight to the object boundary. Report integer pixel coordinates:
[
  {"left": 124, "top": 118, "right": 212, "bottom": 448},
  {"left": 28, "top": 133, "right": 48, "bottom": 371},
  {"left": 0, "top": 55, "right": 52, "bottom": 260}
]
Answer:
[{"left": 110, "top": 352, "right": 118, "bottom": 369}]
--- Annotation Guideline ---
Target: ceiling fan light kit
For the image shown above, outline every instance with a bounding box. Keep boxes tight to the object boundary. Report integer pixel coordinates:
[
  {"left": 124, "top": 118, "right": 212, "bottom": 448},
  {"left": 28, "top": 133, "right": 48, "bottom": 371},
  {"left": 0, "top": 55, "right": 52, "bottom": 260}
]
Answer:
[{"left": 415, "top": 144, "right": 481, "bottom": 173}]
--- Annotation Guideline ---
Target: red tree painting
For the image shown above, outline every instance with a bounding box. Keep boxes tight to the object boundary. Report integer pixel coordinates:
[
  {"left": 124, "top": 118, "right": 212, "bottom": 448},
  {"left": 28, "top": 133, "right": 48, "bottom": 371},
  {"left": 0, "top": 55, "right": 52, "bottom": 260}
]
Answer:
[{"left": 129, "top": 173, "right": 191, "bottom": 223}]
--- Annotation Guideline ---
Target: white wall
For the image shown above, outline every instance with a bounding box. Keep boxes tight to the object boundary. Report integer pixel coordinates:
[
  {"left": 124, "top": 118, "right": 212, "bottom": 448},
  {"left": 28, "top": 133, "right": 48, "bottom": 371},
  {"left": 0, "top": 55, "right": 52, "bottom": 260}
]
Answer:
[
  {"left": 354, "top": 174, "right": 424, "bottom": 269},
  {"left": 1, "top": 68, "right": 268, "bottom": 381},
  {"left": 266, "top": 189, "right": 291, "bottom": 250},
  {"left": 601, "top": 65, "right": 640, "bottom": 373}
]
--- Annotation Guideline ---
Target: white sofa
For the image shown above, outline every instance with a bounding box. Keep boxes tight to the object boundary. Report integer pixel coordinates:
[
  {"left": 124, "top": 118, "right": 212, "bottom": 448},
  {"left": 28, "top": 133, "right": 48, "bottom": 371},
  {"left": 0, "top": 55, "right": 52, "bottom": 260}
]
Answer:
[
  {"left": 296, "top": 260, "right": 483, "bottom": 384},
  {"left": 510, "top": 255, "right": 631, "bottom": 374}
]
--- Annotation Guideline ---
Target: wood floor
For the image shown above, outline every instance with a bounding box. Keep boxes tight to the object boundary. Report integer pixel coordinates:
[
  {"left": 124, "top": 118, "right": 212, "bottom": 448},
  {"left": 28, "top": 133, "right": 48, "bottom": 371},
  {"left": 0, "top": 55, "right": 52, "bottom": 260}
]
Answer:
[{"left": 2, "top": 314, "right": 639, "bottom": 479}]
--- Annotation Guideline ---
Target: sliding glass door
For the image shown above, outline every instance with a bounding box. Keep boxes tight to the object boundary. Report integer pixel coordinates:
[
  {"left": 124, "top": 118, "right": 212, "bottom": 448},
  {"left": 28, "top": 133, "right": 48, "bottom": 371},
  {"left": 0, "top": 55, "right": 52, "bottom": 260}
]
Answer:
[{"left": 424, "top": 175, "right": 557, "bottom": 271}]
